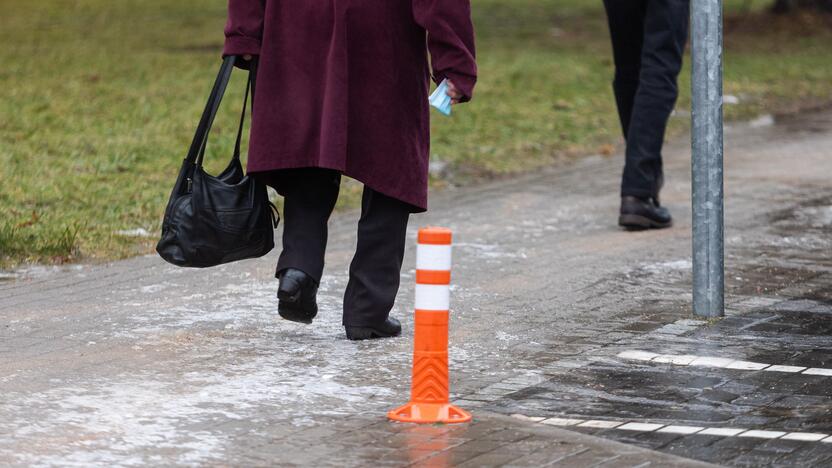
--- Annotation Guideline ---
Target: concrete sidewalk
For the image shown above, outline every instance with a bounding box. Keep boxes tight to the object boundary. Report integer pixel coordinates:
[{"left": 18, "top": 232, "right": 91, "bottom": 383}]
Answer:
[{"left": 1, "top": 108, "right": 831, "bottom": 467}]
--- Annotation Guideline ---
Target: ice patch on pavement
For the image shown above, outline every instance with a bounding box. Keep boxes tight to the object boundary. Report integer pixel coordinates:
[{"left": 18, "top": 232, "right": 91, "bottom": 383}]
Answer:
[
  {"left": 1, "top": 354, "right": 395, "bottom": 466},
  {"left": 495, "top": 331, "right": 517, "bottom": 342},
  {"left": 8, "top": 264, "right": 87, "bottom": 280},
  {"left": 769, "top": 234, "right": 830, "bottom": 250},
  {"left": 793, "top": 205, "right": 832, "bottom": 228},
  {"left": 0, "top": 241, "right": 501, "bottom": 466},
  {"left": 1, "top": 269, "right": 403, "bottom": 467},
  {"left": 139, "top": 284, "right": 167, "bottom": 294},
  {"left": 0, "top": 272, "right": 17, "bottom": 281},
  {"left": 641, "top": 260, "right": 692, "bottom": 274},
  {"left": 749, "top": 114, "right": 775, "bottom": 128},
  {"left": 455, "top": 242, "right": 513, "bottom": 259}
]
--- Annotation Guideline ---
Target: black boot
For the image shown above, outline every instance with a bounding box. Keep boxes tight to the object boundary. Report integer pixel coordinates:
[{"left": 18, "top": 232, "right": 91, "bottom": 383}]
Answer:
[
  {"left": 345, "top": 317, "right": 402, "bottom": 341},
  {"left": 277, "top": 268, "right": 319, "bottom": 324},
  {"left": 619, "top": 196, "right": 673, "bottom": 230}
]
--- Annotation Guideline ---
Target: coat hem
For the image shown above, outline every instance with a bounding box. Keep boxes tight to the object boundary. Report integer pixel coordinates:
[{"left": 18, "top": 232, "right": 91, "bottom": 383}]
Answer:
[{"left": 247, "top": 163, "right": 427, "bottom": 213}]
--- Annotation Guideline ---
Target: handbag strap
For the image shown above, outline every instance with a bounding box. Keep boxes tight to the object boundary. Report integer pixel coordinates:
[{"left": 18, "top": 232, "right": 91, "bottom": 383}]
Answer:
[
  {"left": 240, "top": 58, "right": 258, "bottom": 157},
  {"left": 230, "top": 71, "right": 253, "bottom": 161},
  {"left": 188, "top": 55, "right": 257, "bottom": 168},
  {"left": 186, "top": 56, "right": 235, "bottom": 166}
]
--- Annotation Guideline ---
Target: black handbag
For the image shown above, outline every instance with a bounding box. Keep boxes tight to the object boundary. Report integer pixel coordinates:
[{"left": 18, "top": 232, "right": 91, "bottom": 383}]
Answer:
[{"left": 156, "top": 56, "right": 278, "bottom": 268}]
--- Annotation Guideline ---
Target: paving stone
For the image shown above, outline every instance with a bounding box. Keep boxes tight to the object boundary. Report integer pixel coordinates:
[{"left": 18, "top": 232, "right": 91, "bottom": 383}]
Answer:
[
  {"left": 579, "top": 420, "right": 623, "bottom": 429},
  {"left": 503, "top": 443, "right": 589, "bottom": 467},
  {"left": 725, "top": 361, "right": 770, "bottom": 371},
  {"left": 654, "top": 354, "right": 700, "bottom": 365},
  {"left": 738, "top": 430, "right": 788, "bottom": 439},
  {"left": 689, "top": 357, "right": 737, "bottom": 368},
  {"left": 780, "top": 432, "right": 829, "bottom": 442},
  {"left": 731, "top": 392, "right": 789, "bottom": 407},
  {"left": 658, "top": 426, "right": 706, "bottom": 435},
  {"left": 697, "top": 388, "right": 741, "bottom": 404},
  {"left": 698, "top": 428, "right": 747, "bottom": 437},
  {"left": 454, "top": 448, "right": 529, "bottom": 467},
  {"left": 767, "top": 394, "right": 829, "bottom": 409}
]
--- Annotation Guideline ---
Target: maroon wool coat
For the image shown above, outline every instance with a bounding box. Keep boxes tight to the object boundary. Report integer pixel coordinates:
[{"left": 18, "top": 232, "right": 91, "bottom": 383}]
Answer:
[{"left": 223, "top": 0, "right": 477, "bottom": 211}]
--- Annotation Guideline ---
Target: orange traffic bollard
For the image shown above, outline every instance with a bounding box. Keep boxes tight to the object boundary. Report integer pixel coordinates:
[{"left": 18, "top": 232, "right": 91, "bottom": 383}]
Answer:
[{"left": 388, "top": 227, "right": 472, "bottom": 424}]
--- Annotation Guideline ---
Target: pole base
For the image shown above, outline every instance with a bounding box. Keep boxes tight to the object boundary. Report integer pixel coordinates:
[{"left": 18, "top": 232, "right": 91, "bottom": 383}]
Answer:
[{"left": 387, "top": 402, "right": 472, "bottom": 424}]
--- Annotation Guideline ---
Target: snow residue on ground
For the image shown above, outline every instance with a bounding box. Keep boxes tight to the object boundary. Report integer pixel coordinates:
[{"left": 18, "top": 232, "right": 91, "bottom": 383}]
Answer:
[
  {"left": 2, "top": 345, "right": 396, "bottom": 466},
  {"left": 455, "top": 242, "right": 515, "bottom": 259},
  {"left": 0, "top": 235, "right": 502, "bottom": 466},
  {"left": 641, "top": 259, "right": 692, "bottom": 274},
  {"left": 0, "top": 270, "right": 410, "bottom": 466}
]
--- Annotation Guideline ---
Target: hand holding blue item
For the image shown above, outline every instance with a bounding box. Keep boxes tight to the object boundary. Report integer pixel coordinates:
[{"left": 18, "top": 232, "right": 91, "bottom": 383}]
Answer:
[{"left": 429, "top": 79, "right": 453, "bottom": 116}]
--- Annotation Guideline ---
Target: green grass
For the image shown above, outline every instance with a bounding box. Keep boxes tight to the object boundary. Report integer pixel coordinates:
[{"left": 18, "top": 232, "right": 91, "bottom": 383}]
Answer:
[{"left": 1, "top": 0, "right": 831, "bottom": 267}]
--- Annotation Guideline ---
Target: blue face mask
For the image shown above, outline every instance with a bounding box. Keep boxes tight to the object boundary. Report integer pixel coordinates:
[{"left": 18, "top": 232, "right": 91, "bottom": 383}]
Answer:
[{"left": 429, "top": 79, "right": 452, "bottom": 116}]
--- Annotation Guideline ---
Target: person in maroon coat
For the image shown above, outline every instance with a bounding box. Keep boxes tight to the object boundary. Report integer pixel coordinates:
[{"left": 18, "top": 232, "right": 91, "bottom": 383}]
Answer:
[{"left": 223, "top": 0, "right": 477, "bottom": 340}]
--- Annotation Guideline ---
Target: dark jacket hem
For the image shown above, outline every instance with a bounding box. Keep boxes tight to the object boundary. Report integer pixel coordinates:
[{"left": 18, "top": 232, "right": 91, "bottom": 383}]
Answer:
[{"left": 247, "top": 163, "right": 427, "bottom": 213}]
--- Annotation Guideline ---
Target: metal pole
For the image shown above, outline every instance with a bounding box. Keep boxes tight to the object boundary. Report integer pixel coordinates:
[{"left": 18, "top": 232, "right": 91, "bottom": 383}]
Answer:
[{"left": 691, "top": 0, "right": 725, "bottom": 317}]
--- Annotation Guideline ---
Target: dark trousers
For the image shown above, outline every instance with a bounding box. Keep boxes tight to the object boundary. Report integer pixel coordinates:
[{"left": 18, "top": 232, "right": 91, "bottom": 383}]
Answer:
[
  {"left": 268, "top": 168, "right": 411, "bottom": 327},
  {"left": 603, "top": 0, "right": 690, "bottom": 199}
]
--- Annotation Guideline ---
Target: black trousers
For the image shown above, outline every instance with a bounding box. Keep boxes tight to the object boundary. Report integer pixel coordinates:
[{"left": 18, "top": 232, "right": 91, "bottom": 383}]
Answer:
[
  {"left": 266, "top": 168, "right": 411, "bottom": 327},
  {"left": 603, "top": 0, "right": 690, "bottom": 199}
]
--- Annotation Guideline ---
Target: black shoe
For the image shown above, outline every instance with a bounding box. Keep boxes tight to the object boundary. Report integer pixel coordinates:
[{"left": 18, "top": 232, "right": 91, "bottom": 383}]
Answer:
[
  {"left": 345, "top": 317, "right": 402, "bottom": 341},
  {"left": 277, "top": 268, "right": 319, "bottom": 324},
  {"left": 619, "top": 196, "right": 673, "bottom": 230}
]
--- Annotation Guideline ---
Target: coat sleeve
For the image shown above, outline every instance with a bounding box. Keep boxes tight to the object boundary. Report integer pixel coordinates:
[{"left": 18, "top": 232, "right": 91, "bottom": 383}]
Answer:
[
  {"left": 223, "top": 0, "right": 266, "bottom": 57},
  {"left": 413, "top": 0, "right": 478, "bottom": 101}
]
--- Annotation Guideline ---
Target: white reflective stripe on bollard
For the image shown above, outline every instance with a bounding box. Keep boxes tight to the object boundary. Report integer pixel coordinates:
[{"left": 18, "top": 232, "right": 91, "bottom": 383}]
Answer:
[
  {"left": 416, "top": 244, "right": 452, "bottom": 271},
  {"left": 414, "top": 284, "right": 450, "bottom": 311}
]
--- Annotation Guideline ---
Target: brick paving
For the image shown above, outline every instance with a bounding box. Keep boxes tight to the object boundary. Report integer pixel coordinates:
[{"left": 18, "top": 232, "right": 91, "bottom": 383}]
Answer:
[{"left": 1, "top": 109, "right": 831, "bottom": 466}]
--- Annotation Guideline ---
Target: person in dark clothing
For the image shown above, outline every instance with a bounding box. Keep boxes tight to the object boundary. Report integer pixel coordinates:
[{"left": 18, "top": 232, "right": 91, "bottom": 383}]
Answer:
[
  {"left": 603, "top": 0, "right": 690, "bottom": 229},
  {"left": 223, "top": 0, "right": 477, "bottom": 340},
  {"left": 263, "top": 169, "right": 412, "bottom": 340}
]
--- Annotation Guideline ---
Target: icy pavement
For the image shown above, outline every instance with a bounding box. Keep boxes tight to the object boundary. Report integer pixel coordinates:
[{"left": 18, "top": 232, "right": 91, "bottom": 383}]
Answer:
[{"left": 2, "top": 109, "right": 832, "bottom": 466}]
